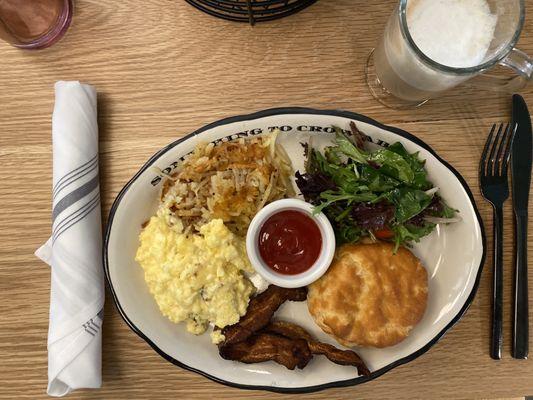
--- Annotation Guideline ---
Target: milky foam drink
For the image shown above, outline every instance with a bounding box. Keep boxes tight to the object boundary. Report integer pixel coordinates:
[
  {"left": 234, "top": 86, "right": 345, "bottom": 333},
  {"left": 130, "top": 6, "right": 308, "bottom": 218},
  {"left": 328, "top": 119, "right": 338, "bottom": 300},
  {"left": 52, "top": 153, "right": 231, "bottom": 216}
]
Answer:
[{"left": 374, "top": 0, "right": 498, "bottom": 101}]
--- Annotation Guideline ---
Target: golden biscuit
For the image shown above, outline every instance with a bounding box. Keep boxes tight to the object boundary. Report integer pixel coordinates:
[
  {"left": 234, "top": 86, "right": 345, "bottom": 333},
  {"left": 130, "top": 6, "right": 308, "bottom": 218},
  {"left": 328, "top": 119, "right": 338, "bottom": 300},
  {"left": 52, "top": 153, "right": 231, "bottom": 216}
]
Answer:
[{"left": 307, "top": 242, "right": 428, "bottom": 348}]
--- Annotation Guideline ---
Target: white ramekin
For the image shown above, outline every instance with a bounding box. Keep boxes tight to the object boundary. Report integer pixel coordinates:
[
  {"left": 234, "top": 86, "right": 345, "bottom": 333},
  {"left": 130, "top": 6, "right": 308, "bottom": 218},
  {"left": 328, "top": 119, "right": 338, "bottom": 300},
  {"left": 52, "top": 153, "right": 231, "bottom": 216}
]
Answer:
[{"left": 246, "top": 198, "right": 336, "bottom": 288}]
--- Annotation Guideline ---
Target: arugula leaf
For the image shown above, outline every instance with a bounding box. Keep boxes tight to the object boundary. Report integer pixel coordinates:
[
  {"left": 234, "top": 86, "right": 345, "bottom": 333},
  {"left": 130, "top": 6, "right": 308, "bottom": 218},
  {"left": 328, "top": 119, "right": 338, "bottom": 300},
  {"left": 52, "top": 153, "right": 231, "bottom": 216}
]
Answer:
[
  {"left": 294, "top": 125, "right": 459, "bottom": 249},
  {"left": 328, "top": 163, "right": 361, "bottom": 190},
  {"left": 324, "top": 146, "right": 343, "bottom": 165},
  {"left": 367, "top": 149, "right": 415, "bottom": 184},
  {"left": 336, "top": 221, "right": 363, "bottom": 244},
  {"left": 320, "top": 203, "right": 363, "bottom": 244},
  {"left": 307, "top": 148, "right": 338, "bottom": 177},
  {"left": 314, "top": 190, "right": 378, "bottom": 214},
  {"left": 333, "top": 127, "right": 368, "bottom": 164},
  {"left": 441, "top": 201, "right": 457, "bottom": 218},
  {"left": 385, "top": 188, "right": 433, "bottom": 223},
  {"left": 393, "top": 223, "right": 436, "bottom": 251},
  {"left": 359, "top": 164, "right": 400, "bottom": 192},
  {"left": 423, "top": 195, "right": 458, "bottom": 218},
  {"left": 335, "top": 206, "right": 353, "bottom": 222},
  {"left": 387, "top": 142, "right": 431, "bottom": 189},
  {"left": 387, "top": 142, "right": 423, "bottom": 166}
]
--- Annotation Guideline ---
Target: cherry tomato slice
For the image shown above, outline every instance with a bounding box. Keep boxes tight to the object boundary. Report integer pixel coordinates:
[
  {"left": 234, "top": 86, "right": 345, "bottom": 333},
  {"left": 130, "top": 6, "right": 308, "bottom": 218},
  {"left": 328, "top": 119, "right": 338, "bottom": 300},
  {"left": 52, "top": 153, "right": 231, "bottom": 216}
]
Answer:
[{"left": 374, "top": 228, "right": 394, "bottom": 240}]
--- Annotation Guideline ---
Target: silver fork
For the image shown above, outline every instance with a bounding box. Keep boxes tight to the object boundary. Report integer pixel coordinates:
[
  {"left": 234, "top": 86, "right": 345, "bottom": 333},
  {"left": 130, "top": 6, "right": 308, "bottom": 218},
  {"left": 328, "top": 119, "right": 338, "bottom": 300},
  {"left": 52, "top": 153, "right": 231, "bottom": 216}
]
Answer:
[{"left": 479, "top": 123, "right": 517, "bottom": 360}]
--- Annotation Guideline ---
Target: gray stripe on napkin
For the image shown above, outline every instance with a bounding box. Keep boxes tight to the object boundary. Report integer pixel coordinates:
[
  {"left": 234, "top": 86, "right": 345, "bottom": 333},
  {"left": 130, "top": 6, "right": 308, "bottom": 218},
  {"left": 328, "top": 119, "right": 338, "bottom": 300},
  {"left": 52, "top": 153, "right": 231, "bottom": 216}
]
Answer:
[
  {"left": 52, "top": 154, "right": 98, "bottom": 196},
  {"left": 52, "top": 174, "right": 99, "bottom": 222},
  {"left": 83, "top": 323, "right": 96, "bottom": 336},
  {"left": 89, "top": 319, "right": 100, "bottom": 330},
  {"left": 53, "top": 194, "right": 99, "bottom": 242},
  {"left": 83, "top": 316, "right": 101, "bottom": 337},
  {"left": 53, "top": 192, "right": 99, "bottom": 237},
  {"left": 53, "top": 157, "right": 98, "bottom": 201},
  {"left": 53, "top": 198, "right": 100, "bottom": 243}
]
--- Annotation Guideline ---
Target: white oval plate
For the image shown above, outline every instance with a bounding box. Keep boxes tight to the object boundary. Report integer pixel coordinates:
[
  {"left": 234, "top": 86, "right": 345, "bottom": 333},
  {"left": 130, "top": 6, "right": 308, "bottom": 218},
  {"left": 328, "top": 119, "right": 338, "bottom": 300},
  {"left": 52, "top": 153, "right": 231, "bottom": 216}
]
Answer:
[{"left": 104, "top": 108, "right": 485, "bottom": 393}]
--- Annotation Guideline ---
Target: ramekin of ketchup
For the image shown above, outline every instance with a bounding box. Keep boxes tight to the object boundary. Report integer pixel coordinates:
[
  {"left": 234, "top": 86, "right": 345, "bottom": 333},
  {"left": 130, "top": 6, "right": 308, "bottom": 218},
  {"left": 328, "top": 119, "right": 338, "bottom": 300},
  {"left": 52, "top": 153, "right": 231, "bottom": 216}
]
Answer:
[{"left": 246, "top": 199, "right": 336, "bottom": 288}]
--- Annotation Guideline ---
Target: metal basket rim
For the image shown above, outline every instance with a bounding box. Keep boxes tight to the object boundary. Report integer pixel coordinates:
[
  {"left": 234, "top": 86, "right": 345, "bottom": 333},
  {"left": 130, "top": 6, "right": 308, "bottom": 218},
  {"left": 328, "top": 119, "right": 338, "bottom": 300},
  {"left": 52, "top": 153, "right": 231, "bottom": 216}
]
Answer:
[{"left": 186, "top": 0, "right": 317, "bottom": 23}]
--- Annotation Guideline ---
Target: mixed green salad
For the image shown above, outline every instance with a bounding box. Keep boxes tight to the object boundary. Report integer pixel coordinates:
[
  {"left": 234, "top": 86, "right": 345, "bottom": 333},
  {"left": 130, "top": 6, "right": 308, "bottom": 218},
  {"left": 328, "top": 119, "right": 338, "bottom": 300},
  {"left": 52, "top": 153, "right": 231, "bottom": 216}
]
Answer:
[{"left": 295, "top": 123, "right": 458, "bottom": 250}]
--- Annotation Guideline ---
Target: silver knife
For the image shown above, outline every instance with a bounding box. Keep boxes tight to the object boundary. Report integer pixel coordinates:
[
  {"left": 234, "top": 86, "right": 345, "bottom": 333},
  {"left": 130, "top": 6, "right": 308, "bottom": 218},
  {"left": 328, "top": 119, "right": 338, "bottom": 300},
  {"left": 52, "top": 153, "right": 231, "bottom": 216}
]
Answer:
[{"left": 511, "top": 94, "right": 532, "bottom": 359}]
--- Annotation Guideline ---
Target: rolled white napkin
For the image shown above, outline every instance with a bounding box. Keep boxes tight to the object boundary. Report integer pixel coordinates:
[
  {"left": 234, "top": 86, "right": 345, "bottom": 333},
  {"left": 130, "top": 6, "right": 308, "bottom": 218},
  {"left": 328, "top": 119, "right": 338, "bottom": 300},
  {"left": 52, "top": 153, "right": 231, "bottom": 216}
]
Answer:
[{"left": 35, "top": 81, "right": 104, "bottom": 397}]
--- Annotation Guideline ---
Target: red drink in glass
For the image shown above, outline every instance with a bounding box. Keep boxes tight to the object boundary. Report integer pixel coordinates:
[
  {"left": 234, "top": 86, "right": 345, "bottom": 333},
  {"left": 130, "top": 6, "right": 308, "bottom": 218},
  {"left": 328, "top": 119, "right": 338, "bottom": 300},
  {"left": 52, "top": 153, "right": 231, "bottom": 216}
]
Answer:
[{"left": 0, "top": 0, "right": 72, "bottom": 49}]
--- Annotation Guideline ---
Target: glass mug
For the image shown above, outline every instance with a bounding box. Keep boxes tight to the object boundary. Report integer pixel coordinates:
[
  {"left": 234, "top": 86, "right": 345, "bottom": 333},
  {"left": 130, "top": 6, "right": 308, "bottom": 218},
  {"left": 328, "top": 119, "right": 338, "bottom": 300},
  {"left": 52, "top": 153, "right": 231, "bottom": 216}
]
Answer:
[
  {"left": 0, "top": 0, "right": 73, "bottom": 50},
  {"left": 365, "top": 0, "right": 533, "bottom": 108}
]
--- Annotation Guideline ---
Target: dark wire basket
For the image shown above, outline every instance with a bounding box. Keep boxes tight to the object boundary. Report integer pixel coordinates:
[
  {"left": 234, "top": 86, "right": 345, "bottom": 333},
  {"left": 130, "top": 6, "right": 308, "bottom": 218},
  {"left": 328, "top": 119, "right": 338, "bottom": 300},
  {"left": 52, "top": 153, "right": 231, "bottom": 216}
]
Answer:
[{"left": 185, "top": 0, "right": 317, "bottom": 25}]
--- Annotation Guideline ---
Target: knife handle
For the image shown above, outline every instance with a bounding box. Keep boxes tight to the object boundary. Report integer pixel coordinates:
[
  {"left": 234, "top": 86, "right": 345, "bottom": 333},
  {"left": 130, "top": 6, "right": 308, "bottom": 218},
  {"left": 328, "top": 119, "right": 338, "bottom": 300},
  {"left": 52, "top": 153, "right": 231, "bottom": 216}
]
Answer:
[
  {"left": 491, "top": 205, "right": 504, "bottom": 360},
  {"left": 513, "top": 212, "right": 529, "bottom": 359}
]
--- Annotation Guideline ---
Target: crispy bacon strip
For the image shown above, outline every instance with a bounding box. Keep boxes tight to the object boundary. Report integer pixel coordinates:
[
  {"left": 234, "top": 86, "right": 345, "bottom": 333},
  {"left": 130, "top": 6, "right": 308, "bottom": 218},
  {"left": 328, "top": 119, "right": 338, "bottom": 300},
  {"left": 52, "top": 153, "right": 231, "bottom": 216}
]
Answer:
[
  {"left": 221, "top": 285, "right": 307, "bottom": 345},
  {"left": 219, "top": 333, "right": 312, "bottom": 370},
  {"left": 264, "top": 321, "right": 371, "bottom": 376},
  {"left": 218, "top": 286, "right": 370, "bottom": 375}
]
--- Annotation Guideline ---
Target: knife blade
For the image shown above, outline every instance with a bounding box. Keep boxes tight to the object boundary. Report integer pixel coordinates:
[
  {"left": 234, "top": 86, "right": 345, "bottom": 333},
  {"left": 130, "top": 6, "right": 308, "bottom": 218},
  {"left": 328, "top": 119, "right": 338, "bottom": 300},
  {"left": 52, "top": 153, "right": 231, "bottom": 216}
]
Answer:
[{"left": 511, "top": 93, "right": 532, "bottom": 359}]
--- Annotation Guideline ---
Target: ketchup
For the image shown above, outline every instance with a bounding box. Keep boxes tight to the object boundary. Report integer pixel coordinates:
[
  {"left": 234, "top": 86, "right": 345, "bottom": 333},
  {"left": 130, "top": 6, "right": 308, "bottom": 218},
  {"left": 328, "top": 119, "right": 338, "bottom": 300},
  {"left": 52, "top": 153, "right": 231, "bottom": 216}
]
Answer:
[{"left": 258, "top": 210, "right": 322, "bottom": 275}]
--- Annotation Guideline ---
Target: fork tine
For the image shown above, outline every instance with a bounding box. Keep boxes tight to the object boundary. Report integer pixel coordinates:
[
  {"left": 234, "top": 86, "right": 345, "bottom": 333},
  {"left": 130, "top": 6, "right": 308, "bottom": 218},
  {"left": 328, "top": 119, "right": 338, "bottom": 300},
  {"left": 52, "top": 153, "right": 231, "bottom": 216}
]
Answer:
[
  {"left": 488, "top": 123, "right": 505, "bottom": 176},
  {"left": 494, "top": 123, "right": 510, "bottom": 176},
  {"left": 501, "top": 123, "right": 518, "bottom": 177},
  {"left": 480, "top": 124, "right": 496, "bottom": 177}
]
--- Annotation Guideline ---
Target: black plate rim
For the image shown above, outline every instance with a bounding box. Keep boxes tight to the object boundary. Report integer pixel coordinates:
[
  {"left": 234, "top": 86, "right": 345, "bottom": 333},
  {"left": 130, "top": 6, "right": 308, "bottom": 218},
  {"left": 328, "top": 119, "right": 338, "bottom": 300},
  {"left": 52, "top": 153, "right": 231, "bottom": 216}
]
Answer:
[{"left": 103, "top": 107, "right": 487, "bottom": 393}]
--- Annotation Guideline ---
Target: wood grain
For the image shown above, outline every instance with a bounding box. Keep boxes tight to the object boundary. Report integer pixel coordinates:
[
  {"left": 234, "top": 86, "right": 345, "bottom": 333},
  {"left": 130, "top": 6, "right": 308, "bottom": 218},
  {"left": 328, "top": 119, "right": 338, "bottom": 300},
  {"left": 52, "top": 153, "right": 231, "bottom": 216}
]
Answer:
[{"left": 0, "top": 0, "right": 532, "bottom": 399}]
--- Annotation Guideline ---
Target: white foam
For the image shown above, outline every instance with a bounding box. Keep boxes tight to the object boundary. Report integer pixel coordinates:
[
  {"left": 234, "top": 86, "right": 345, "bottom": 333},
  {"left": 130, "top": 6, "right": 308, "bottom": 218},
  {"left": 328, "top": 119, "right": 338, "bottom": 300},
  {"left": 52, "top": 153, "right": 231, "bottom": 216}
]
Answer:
[{"left": 407, "top": 0, "right": 498, "bottom": 68}]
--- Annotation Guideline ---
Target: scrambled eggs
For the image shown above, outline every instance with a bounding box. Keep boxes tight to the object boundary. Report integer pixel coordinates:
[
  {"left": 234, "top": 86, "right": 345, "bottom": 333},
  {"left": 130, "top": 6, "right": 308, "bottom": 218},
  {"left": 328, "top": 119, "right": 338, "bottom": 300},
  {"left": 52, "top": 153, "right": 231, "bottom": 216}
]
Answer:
[{"left": 135, "top": 213, "right": 254, "bottom": 342}]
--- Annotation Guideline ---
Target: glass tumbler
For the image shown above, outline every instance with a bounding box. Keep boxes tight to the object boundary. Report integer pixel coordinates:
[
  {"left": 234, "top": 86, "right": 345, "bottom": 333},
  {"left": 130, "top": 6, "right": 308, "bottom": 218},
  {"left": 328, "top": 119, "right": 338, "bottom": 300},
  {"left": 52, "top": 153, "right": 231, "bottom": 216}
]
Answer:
[
  {"left": 365, "top": 0, "right": 532, "bottom": 109},
  {"left": 0, "top": 0, "right": 73, "bottom": 50}
]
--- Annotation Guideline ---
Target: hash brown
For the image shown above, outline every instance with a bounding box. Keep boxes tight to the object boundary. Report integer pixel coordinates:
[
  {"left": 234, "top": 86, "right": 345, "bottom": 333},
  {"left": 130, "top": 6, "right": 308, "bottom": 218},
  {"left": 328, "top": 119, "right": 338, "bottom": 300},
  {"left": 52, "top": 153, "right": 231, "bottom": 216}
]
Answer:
[{"left": 307, "top": 242, "right": 428, "bottom": 348}]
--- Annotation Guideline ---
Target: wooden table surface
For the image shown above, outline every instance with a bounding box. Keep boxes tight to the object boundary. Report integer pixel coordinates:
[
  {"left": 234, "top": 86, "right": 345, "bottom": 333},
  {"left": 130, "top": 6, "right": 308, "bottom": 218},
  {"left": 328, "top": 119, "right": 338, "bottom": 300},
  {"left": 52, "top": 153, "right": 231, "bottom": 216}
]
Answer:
[{"left": 1, "top": 1, "right": 533, "bottom": 399}]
